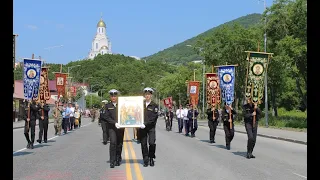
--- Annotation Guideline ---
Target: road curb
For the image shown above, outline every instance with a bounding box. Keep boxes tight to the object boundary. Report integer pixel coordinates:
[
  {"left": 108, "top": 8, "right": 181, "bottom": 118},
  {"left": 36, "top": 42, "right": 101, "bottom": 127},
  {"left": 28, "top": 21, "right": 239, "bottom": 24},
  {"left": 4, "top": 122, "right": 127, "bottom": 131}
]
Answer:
[
  {"left": 197, "top": 123, "right": 307, "bottom": 145},
  {"left": 170, "top": 119, "right": 307, "bottom": 145}
]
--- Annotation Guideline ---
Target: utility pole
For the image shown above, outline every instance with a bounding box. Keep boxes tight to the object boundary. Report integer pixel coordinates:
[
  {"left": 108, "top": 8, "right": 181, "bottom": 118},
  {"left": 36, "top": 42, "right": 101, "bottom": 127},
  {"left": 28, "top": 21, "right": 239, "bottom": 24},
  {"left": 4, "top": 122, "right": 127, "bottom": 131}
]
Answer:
[{"left": 263, "top": 0, "right": 269, "bottom": 127}]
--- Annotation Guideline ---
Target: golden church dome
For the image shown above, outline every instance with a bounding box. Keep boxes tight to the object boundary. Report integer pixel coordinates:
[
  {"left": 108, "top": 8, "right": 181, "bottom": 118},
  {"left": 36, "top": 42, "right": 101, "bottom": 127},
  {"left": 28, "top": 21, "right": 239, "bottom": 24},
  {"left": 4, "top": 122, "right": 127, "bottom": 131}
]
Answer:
[
  {"left": 97, "top": 19, "right": 106, "bottom": 28},
  {"left": 100, "top": 45, "right": 108, "bottom": 50}
]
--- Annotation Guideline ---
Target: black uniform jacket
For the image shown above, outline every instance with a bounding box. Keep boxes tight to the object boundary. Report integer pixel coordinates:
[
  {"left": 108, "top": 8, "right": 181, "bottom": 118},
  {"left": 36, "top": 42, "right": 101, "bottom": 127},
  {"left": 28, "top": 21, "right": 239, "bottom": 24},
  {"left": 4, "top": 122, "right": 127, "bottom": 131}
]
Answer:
[
  {"left": 144, "top": 101, "right": 159, "bottom": 128},
  {"left": 243, "top": 103, "right": 262, "bottom": 123},
  {"left": 165, "top": 111, "right": 174, "bottom": 120},
  {"left": 30, "top": 103, "right": 40, "bottom": 121},
  {"left": 39, "top": 104, "right": 50, "bottom": 120},
  {"left": 187, "top": 109, "right": 199, "bottom": 120},
  {"left": 206, "top": 108, "right": 219, "bottom": 121},
  {"left": 101, "top": 102, "right": 118, "bottom": 127},
  {"left": 221, "top": 108, "right": 237, "bottom": 124}
]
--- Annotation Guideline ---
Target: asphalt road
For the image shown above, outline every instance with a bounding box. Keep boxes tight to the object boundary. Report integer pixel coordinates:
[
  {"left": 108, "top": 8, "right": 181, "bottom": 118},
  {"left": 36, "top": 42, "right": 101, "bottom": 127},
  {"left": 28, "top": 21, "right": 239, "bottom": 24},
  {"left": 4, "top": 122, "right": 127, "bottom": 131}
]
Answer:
[{"left": 13, "top": 117, "right": 307, "bottom": 180}]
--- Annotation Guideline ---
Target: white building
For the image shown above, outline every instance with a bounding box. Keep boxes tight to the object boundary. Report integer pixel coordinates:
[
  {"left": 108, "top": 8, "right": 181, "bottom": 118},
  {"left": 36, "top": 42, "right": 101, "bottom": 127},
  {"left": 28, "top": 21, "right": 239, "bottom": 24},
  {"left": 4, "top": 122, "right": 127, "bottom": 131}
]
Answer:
[{"left": 88, "top": 16, "right": 112, "bottom": 59}]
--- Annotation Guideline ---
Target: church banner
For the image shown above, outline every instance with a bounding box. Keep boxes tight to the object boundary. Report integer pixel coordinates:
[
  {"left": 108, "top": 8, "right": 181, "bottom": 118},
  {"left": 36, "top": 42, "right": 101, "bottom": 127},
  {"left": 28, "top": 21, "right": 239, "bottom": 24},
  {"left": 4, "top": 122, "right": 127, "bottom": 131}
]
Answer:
[
  {"left": 163, "top": 97, "right": 173, "bottom": 108},
  {"left": 54, "top": 72, "right": 68, "bottom": 100},
  {"left": 23, "top": 59, "right": 42, "bottom": 100},
  {"left": 245, "top": 51, "right": 272, "bottom": 104},
  {"left": 36, "top": 67, "right": 51, "bottom": 103},
  {"left": 217, "top": 65, "right": 236, "bottom": 106},
  {"left": 206, "top": 73, "right": 221, "bottom": 108},
  {"left": 70, "top": 86, "right": 77, "bottom": 97},
  {"left": 188, "top": 81, "right": 200, "bottom": 107}
]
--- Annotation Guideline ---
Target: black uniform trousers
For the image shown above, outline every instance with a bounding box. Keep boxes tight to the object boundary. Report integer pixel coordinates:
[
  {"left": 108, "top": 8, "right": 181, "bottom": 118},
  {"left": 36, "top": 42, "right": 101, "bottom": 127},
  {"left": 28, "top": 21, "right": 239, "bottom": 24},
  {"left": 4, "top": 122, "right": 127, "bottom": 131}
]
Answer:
[
  {"left": 69, "top": 117, "right": 75, "bottom": 130},
  {"left": 184, "top": 120, "right": 189, "bottom": 135},
  {"left": 38, "top": 118, "right": 49, "bottom": 141},
  {"left": 24, "top": 120, "right": 36, "bottom": 143},
  {"left": 245, "top": 122, "right": 258, "bottom": 153},
  {"left": 165, "top": 118, "right": 172, "bottom": 130},
  {"left": 79, "top": 115, "right": 82, "bottom": 127},
  {"left": 109, "top": 127, "right": 125, "bottom": 163},
  {"left": 223, "top": 122, "right": 234, "bottom": 146},
  {"left": 63, "top": 118, "right": 69, "bottom": 133},
  {"left": 189, "top": 119, "right": 198, "bottom": 135},
  {"left": 208, "top": 120, "right": 218, "bottom": 141},
  {"left": 139, "top": 126, "right": 156, "bottom": 162},
  {"left": 101, "top": 121, "right": 109, "bottom": 143}
]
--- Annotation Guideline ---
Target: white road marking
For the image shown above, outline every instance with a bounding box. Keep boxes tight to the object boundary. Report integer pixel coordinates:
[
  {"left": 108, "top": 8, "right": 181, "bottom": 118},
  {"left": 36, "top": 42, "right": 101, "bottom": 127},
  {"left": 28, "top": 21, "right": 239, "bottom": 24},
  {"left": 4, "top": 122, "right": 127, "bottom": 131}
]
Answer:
[
  {"left": 292, "top": 172, "right": 307, "bottom": 179},
  {"left": 13, "top": 122, "right": 92, "bottom": 155}
]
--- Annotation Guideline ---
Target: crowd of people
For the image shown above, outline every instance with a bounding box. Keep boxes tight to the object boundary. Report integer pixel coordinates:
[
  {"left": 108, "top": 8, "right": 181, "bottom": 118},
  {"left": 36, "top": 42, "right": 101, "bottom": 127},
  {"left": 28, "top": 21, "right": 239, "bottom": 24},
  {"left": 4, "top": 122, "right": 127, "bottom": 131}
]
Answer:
[
  {"left": 22, "top": 99, "right": 84, "bottom": 149},
  {"left": 164, "top": 98, "right": 261, "bottom": 159}
]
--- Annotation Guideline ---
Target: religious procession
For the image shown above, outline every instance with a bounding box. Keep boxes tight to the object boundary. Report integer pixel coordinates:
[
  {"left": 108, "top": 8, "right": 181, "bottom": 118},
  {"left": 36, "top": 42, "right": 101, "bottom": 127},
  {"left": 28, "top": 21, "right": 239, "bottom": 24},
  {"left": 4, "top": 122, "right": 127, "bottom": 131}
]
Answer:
[
  {"left": 21, "top": 56, "right": 88, "bottom": 150},
  {"left": 21, "top": 50, "right": 271, "bottom": 168},
  {"left": 162, "top": 51, "right": 271, "bottom": 159}
]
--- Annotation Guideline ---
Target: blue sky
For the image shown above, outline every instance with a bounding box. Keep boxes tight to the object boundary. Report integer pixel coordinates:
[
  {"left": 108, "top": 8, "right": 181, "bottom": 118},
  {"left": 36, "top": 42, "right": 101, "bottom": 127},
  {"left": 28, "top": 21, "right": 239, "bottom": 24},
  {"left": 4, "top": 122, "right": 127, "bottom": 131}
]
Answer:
[{"left": 14, "top": 0, "right": 272, "bottom": 64}]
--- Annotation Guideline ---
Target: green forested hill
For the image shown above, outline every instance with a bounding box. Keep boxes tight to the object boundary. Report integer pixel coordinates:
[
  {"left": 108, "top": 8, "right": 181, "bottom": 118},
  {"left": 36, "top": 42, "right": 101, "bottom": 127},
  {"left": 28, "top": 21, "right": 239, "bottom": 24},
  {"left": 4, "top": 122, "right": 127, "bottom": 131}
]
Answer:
[{"left": 143, "top": 13, "right": 262, "bottom": 65}]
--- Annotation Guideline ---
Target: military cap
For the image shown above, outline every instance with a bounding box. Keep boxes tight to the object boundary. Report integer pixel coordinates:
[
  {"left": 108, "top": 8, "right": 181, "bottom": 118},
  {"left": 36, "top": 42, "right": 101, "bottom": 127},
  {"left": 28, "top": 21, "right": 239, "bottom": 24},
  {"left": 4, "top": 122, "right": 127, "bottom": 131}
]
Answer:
[
  {"left": 143, "top": 87, "right": 154, "bottom": 94},
  {"left": 109, "top": 89, "right": 119, "bottom": 95}
]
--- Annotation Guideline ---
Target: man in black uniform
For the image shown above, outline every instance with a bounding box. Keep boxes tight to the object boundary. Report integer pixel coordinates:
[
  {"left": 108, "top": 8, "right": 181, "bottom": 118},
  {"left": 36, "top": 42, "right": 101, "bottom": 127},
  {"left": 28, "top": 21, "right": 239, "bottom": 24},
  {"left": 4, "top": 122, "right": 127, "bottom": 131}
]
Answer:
[
  {"left": 139, "top": 87, "right": 159, "bottom": 167},
  {"left": 100, "top": 100, "right": 109, "bottom": 145},
  {"left": 165, "top": 108, "right": 173, "bottom": 131},
  {"left": 243, "top": 97, "right": 262, "bottom": 159},
  {"left": 101, "top": 89, "right": 125, "bottom": 168},
  {"left": 37, "top": 100, "right": 50, "bottom": 143},
  {"left": 24, "top": 98, "right": 40, "bottom": 149},
  {"left": 222, "top": 103, "right": 237, "bottom": 150},
  {"left": 187, "top": 104, "right": 199, "bottom": 137},
  {"left": 206, "top": 105, "right": 219, "bottom": 143}
]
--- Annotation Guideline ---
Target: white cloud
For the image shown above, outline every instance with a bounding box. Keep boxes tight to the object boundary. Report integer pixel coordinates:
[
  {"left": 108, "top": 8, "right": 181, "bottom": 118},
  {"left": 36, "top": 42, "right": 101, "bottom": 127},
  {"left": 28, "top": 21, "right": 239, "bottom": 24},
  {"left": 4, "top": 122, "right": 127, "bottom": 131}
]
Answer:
[{"left": 26, "top": 25, "right": 38, "bottom": 30}]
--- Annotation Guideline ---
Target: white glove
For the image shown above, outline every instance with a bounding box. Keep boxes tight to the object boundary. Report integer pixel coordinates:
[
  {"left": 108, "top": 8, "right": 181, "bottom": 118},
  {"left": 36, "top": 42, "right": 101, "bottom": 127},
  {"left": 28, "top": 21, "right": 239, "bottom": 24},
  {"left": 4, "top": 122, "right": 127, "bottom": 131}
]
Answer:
[
  {"left": 140, "top": 124, "right": 145, "bottom": 129},
  {"left": 115, "top": 123, "right": 120, "bottom": 129}
]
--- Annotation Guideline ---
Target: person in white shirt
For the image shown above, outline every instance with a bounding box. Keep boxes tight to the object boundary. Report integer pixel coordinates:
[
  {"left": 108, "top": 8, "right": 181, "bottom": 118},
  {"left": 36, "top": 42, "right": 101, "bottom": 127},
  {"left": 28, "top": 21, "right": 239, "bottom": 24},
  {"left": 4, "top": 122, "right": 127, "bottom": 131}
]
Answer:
[
  {"left": 176, "top": 104, "right": 184, "bottom": 133},
  {"left": 182, "top": 104, "right": 190, "bottom": 135},
  {"left": 68, "top": 103, "right": 75, "bottom": 130}
]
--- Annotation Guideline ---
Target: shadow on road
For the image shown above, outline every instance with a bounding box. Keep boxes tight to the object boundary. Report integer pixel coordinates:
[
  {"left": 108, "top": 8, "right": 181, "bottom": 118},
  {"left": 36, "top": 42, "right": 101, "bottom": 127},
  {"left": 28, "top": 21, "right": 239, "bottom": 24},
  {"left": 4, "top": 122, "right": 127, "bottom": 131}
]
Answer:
[
  {"left": 211, "top": 144, "right": 226, "bottom": 149},
  {"left": 232, "top": 151, "right": 248, "bottom": 158},
  {"left": 123, "top": 140, "right": 132, "bottom": 142},
  {"left": 13, "top": 151, "right": 33, "bottom": 157},
  {"left": 47, "top": 140, "right": 56, "bottom": 143},
  {"left": 200, "top": 140, "right": 211, "bottom": 143},
  {"left": 33, "top": 144, "right": 51, "bottom": 149}
]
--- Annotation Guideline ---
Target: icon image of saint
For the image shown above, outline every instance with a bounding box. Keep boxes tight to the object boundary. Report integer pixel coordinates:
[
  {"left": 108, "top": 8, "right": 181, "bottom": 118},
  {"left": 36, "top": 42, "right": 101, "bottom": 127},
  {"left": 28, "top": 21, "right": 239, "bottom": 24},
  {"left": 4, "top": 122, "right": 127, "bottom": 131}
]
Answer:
[
  {"left": 190, "top": 86, "right": 197, "bottom": 94},
  {"left": 209, "top": 80, "right": 218, "bottom": 89},
  {"left": 223, "top": 74, "right": 232, "bottom": 83},
  {"left": 27, "top": 69, "right": 36, "bottom": 79},
  {"left": 57, "top": 77, "right": 64, "bottom": 85},
  {"left": 253, "top": 64, "right": 263, "bottom": 76}
]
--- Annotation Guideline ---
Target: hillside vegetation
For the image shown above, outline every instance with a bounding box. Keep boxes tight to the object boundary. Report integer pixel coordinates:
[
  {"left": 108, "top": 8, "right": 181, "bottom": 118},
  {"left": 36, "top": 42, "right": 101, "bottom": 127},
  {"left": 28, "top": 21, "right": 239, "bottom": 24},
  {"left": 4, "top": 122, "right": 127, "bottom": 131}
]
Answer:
[{"left": 143, "top": 13, "right": 262, "bottom": 65}]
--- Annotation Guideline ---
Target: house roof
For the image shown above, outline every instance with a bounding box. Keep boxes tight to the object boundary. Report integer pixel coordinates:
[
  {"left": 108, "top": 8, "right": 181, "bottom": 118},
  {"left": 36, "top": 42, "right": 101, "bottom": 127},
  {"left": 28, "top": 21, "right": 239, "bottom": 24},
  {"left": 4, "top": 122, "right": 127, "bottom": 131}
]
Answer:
[{"left": 13, "top": 80, "right": 56, "bottom": 104}]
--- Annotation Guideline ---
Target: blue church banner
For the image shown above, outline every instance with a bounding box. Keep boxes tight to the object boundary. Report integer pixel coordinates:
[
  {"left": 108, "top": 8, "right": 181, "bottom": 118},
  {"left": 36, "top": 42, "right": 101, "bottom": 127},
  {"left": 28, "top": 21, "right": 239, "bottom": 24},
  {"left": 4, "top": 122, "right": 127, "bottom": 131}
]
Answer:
[
  {"left": 217, "top": 65, "right": 236, "bottom": 106},
  {"left": 23, "top": 59, "right": 42, "bottom": 100}
]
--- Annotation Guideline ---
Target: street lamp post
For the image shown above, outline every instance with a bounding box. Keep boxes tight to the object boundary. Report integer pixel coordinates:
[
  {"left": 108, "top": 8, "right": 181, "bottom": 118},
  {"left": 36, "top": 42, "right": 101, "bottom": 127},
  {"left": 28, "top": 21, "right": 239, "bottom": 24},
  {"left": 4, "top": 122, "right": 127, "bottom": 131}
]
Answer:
[
  {"left": 186, "top": 45, "right": 206, "bottom": 119},
  {"left": 259, "top": 0, "right": 269, "bottom": 127}
]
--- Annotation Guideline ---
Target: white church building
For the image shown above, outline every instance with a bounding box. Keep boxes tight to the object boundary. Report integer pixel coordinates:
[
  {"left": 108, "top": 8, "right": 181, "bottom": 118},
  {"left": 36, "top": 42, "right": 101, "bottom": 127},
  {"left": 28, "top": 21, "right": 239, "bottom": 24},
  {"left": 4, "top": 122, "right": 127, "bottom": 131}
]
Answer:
[{"left": 88, "top": 16, "right": 112, "bottom": 59}]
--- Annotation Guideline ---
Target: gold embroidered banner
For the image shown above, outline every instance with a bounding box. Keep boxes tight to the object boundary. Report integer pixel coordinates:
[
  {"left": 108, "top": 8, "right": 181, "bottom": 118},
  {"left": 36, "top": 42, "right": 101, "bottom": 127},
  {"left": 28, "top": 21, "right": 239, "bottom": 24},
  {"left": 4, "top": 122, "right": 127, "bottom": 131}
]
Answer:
[
  {"left": 188, "top": 81, "right": 200, "bottom": 107},
  {"left": 245, "top": 51, "right": 272, "bottom": 104},
  {"left": 206, "top": 73, "right": 221, "bottom": 108},
  {"left": 55, "top": 73, "right": 68, "bottom": 100}
]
